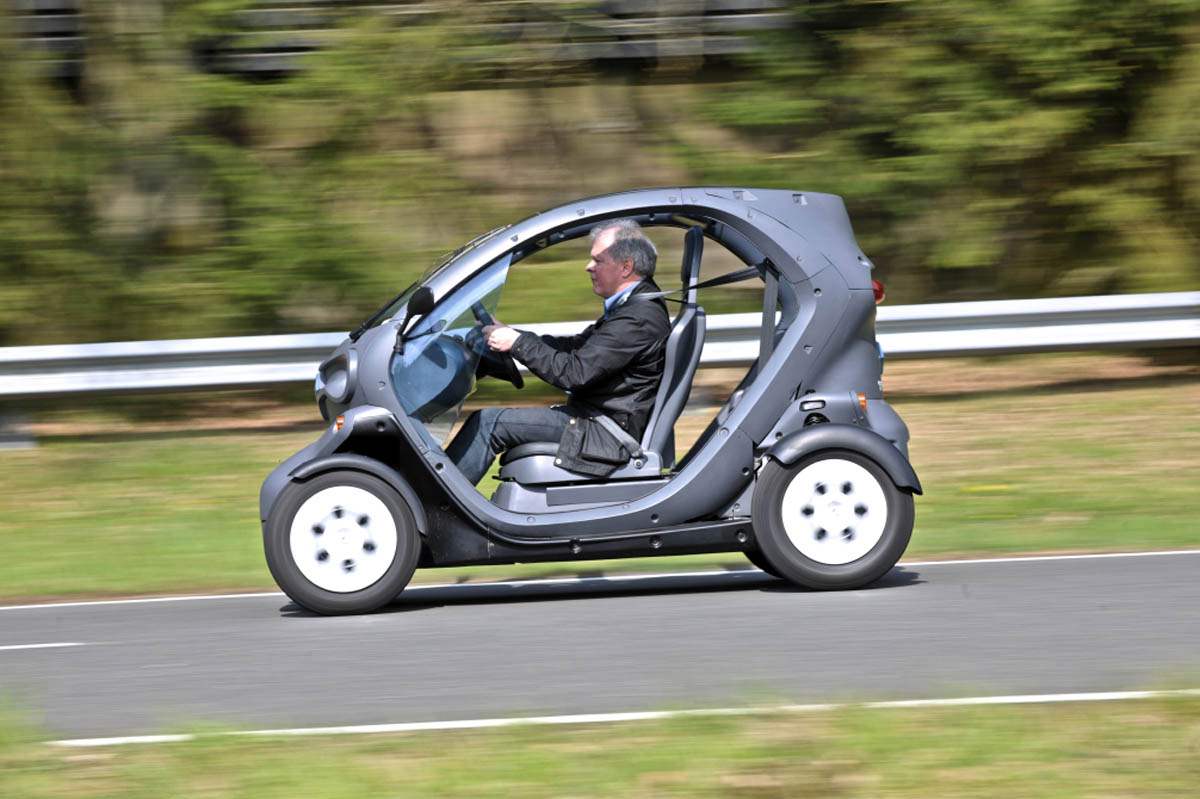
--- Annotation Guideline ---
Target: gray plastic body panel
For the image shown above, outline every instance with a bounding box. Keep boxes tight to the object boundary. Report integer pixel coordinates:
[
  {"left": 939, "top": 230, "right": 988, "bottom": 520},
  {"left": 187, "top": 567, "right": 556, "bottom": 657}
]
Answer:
[
  {"left": 762, "top": 391, "right": 870, "bottom": 442},
  {"left": 864, "top": 399, "right": 911, "bottom": 460},
  {"left": 490, "top": 478, "right": 669, "bottom": 514},
  {"left": 260, "top": 434, "right": 331, "bottom": 522},
  {"left": 289, "top": 454, "right": 429, "bottom": 534},
  {"left": 766, "top": 423, "right": 922, "bottom": 495},
  {"left": 258, "top": 405, "right": 429, "bottom": 532},
  {"left": 498, "top": 450, "right": 663, "bottom": 485},
  {"left": 269, "top": 186, "right": 914, "bottom": 551},
  {"left": 547, "top": 479, "right": 668, "bottom": 506}
]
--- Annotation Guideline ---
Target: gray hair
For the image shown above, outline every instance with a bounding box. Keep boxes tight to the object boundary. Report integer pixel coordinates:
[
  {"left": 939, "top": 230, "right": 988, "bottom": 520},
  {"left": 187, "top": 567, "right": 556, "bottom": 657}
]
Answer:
[{"left": 591, "top": 219, "right": 657, "bottom": 278}]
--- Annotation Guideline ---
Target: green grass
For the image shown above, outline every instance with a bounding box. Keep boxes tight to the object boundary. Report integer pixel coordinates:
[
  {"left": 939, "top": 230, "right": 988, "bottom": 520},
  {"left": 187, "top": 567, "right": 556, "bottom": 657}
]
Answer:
[
  {"left": 3, "top": 695, "right": 1199, "bottom": 797},
  {"left": 0, "top": 353, "right": 1196, "bottom": 601}
]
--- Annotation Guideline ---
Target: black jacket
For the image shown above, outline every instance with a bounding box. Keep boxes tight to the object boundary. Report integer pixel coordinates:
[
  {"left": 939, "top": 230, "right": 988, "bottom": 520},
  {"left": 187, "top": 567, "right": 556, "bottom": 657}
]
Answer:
[{"left": 511, "top": 280, "right": 671, "bottom": 474}]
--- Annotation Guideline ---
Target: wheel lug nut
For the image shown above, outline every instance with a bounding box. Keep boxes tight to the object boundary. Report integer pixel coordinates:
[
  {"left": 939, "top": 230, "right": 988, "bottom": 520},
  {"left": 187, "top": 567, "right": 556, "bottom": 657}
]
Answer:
[
  {"left": 815, "top": 528, "right": 826, "bottom": 540},
  {"left": 357, "top": 515, "right": 369, "bottom": 526},
  {"left": 802, "top": 505, "right": 814, "bottom": 517},
  {"left": 332, "top": 507, "right": 344, "bottom": 518},
  {"left": 842, "top": 527, "right": 854, "bottom": 540},
  {"left": 815, "top": 483, "right": 827, "bottom": 495},
  {"left": 855, "top": 504, "right": 867, "bottom": 516},
  {"left": 363, "top": 541, "right": 376, "bottom": 552},
  {"left": 312, "top": 525, "right": 324, "bottom": 535},
  {"left": 316, "top": 550, "right": 329, "bottom": 562},
  {"left": 342, "top": 559, "right": 355, "bottom": 572},
  {"left": 841, "top": 482, "right": 853, "bottom": 494}
]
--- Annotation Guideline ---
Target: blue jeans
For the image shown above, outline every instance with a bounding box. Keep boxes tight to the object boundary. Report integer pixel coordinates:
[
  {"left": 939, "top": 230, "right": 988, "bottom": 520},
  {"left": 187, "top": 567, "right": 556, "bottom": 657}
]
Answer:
[{"left": 446, "top": 406, "right": 574, "bottom": 485}]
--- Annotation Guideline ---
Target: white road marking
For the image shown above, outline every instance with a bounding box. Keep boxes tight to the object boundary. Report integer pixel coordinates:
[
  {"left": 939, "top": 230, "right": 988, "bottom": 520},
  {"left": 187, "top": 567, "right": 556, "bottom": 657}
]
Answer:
[
  {"left": 0, "top": 592, "right": 285, "bottom": 612},
  {"left": 3, "top": 548, "right": 1199, "bottom": 612},
  {"left": 48, "top": 688, "right": 1200, "bottom": 747},
  {"left": 0, "top": 642, "right": 87, "bottom": 652},
  {"left": 902, "top": 550, "right": 1200, "bottom": 567}
]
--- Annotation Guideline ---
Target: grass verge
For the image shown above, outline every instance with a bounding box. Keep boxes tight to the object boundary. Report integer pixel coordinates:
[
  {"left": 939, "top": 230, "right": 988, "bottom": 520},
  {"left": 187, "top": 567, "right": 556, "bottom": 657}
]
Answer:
[
  {"left": 1, "top": 352, "right": 1196, "bottom": 602},
  {"left": 3, "top": 695, "right": 1199, "bottom": 797}
]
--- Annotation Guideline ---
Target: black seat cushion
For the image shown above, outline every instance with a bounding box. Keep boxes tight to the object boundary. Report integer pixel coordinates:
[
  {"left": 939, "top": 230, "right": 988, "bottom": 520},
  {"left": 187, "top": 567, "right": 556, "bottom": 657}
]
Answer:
[{"left": 499, "top": 441, "right": 560, "bottom": 465}]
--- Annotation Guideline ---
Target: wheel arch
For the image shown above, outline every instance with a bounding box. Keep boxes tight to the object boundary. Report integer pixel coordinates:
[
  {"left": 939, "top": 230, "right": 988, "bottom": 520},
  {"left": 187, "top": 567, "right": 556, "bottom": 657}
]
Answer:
[
  {"left": 285, "top": 454, "right": 429, "bottom": 534},
  {"left": 765, "top": 424, "right": 922, "bottom": 495}
]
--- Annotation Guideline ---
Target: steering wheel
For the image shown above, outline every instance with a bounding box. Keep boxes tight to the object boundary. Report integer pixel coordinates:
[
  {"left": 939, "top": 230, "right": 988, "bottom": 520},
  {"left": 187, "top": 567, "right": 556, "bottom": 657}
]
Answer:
[{"left": 470, "top": 302, "right": 524, "bottom": 389}]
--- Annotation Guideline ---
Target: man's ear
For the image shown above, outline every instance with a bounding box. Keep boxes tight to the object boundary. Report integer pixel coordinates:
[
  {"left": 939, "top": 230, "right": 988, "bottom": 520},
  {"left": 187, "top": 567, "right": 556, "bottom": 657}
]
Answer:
[{"left": 622, "top": 259, "right": 636, "bottom": 279}]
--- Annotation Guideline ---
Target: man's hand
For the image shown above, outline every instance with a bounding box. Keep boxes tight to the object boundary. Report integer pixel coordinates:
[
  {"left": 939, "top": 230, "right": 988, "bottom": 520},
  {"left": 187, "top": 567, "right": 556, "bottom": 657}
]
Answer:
[{"left": 483, "top": 324, "right": 520, "bottom": 353}]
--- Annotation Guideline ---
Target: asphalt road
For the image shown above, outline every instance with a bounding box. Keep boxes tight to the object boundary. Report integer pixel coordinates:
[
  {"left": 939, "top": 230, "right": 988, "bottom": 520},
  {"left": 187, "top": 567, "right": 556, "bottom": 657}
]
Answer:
[{"left": 2, "top": 551, "right": 1199, "bottom": 740}]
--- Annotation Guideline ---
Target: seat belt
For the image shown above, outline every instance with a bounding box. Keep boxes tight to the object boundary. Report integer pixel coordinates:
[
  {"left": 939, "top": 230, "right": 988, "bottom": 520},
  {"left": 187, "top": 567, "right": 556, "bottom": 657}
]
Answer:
[
  {"left": 630, "top": 265, "right": 763, "bottom": 304},
  {"left": 592, "top": 414, "right": 645, "bottom": 460},
  {"left": 571, "top": 400, "right": 645, "bottom": 460}
]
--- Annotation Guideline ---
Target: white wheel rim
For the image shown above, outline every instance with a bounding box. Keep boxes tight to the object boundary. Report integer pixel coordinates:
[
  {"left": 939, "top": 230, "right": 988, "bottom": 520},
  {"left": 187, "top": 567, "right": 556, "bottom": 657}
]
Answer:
[
  {"left": 288, "top": 486, "right": 399, "bottom": 593},
  {"left": 779, "top": 458, "right": 888, "bottom": 565}
]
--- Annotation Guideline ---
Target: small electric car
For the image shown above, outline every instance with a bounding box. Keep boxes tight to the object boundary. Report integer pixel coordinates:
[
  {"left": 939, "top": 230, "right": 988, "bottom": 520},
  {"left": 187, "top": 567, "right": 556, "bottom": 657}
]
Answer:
[{"left": 260, "top": 187, "right": 921, "bottom": 614}]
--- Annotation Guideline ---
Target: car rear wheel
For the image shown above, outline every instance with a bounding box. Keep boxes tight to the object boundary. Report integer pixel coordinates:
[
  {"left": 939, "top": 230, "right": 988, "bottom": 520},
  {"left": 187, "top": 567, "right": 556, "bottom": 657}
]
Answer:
[
  {"left": 264, "top": 470, "right": 420, "bottom": 614},
  {"left": 752, "top": 449, "right": 913, "bottom": 590}
]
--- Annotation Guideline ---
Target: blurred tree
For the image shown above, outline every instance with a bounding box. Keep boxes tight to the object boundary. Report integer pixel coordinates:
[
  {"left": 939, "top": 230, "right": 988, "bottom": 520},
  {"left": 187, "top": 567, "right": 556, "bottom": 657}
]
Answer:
[
  {"left": 0, "top": 1, "right": 488, "bottom": 345},
  {"left": 3, "top": 0, "right": 1198, "bottom": 347},
  {"left": 682, "top": 0, "right": 1199, "bottom": 301},
  {"left": 0, "top": 23, "right": 116, "bottom": 346}
]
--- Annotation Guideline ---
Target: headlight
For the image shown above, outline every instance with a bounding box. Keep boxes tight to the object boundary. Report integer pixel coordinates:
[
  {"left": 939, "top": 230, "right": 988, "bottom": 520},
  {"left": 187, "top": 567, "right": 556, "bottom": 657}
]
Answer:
[{"left": 318, "top": 350, "right": 357, "bottom": 404}]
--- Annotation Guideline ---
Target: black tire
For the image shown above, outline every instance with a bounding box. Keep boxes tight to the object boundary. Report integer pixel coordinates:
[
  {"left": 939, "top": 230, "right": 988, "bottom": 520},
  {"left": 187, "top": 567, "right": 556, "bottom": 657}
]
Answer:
[
  {"left": 263, "top": 470, "right": 420, "bottom": 615},
  {"left": 752, "top": 449, "right": 914, "bottom": 590},
  {"left": 744, "top": 549, "right": 784, "bottom": 578}
]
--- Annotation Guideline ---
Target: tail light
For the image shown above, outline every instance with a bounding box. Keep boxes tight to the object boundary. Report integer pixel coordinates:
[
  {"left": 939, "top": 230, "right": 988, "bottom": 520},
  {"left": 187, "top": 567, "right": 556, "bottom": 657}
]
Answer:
[{"left": 872, "top": 280, "right": 886, "bottom": 304}]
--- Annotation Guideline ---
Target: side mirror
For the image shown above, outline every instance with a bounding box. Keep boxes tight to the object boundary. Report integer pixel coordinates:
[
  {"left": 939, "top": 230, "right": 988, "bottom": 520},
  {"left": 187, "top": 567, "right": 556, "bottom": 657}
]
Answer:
[
  {"left": 395, "top": 287, "right": 435, "bottom": 355},
  {"left": 407, "top": 287, "right": 435, "bottom": 317}
]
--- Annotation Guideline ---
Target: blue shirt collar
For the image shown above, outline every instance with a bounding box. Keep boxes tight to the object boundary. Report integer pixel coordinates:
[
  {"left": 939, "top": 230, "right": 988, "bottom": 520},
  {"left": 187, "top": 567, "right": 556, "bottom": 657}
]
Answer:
[{"left": 603, "top": 280, "right": 642, "bottom": 317}]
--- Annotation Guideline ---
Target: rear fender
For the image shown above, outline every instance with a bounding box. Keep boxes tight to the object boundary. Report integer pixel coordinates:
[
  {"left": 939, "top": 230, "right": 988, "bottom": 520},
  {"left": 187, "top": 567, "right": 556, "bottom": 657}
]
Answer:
[{"left": 765, "top": 424, "right": 922, "bottom": 495}]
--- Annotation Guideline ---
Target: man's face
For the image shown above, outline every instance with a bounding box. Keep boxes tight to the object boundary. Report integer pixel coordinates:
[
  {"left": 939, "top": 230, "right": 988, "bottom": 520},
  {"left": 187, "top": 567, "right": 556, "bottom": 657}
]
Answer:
[{"left": 587, "top": 228, "right": 634, "bottom": 299}]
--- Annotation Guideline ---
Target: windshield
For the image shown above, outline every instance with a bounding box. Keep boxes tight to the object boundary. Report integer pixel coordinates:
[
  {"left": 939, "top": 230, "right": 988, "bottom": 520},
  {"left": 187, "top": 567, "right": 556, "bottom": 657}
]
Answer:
[
  {"left": 390, "top": 255, "right": 511, "bottom": 442},
  {"left": 361, "top": 225, "right": 511, "bottom": 333}
]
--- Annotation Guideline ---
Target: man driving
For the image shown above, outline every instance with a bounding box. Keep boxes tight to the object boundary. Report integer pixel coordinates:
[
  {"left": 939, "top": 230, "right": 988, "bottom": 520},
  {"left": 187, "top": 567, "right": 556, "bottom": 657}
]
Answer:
[{"left": 446, "top": 219, "right": 671, "bottom": 484}]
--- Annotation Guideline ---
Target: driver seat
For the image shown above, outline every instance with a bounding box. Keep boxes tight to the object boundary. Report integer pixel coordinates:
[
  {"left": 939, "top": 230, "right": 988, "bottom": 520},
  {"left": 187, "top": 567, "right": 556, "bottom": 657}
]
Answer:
[{"left": 497, "top": 226, "right": 707, "bottom": 485}]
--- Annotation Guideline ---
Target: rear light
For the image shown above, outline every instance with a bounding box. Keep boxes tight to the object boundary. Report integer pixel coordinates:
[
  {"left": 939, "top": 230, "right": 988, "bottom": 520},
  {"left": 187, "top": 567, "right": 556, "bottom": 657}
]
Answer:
[
  {"left": 872, "top": 280, "right": 886, "bottom": 304},
  {"left": 857, "top": 393, "right": 868, "bottom": 411}
]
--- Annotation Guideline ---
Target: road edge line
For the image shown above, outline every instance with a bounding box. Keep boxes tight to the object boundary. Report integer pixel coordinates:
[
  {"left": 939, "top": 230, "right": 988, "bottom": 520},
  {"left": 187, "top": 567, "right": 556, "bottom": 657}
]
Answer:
[
  {"left": 48, "top": 688, "right": 1200, "bottom": 748},
  {"left": 6, "top": 549, "right": 1200, "bottom": 612}
]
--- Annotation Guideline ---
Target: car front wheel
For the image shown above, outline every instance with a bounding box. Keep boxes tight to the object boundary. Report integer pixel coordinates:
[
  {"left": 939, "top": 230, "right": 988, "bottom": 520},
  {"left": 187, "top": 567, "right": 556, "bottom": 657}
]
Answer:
[{"left": 264, "top": 470, "right": 420, "bottom": 615}]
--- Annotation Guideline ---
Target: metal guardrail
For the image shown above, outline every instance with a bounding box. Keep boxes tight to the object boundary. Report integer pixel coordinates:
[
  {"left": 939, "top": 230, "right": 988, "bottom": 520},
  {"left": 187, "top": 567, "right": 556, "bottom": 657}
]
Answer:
[{"left": 1, "top": 292, "right": 1196, "bottom": 402}]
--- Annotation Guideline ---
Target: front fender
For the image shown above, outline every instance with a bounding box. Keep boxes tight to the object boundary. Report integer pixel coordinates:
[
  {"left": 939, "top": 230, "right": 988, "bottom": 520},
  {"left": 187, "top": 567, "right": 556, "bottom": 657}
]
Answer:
[
  {"left": 286, "top": 454, "right": 430, "bottom": 534},
  {"left": 766, "top": 424, "right": 922, "bottom": 495}
]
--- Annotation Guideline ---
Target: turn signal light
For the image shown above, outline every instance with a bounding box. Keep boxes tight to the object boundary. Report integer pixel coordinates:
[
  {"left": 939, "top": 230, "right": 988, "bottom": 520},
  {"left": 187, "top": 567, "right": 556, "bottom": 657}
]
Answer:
[
  {"left": 872, "top": 280, "right": 886, "bottom": 304},
  {"left": 857, "top": 393, "right": 867, "bottom": 411},
  {"left": 335, "top": 415, "right": 345, "bottom": 431}
]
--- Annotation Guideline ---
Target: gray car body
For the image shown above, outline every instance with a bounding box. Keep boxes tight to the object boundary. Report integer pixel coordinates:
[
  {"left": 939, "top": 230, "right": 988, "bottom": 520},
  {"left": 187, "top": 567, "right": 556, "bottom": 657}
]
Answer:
[{"left": 260, "top": 187, "right": 919, "bottom": 567}]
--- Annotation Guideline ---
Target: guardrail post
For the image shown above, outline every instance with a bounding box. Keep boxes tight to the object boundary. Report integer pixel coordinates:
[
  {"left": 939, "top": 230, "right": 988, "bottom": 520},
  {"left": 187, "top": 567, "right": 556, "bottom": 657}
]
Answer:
[{"left": 0, "top": 408, "right": 35, "bottom": 450}]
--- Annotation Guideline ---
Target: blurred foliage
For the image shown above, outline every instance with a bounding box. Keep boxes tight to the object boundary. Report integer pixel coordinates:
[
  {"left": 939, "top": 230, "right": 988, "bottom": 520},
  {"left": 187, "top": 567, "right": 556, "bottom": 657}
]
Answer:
[
  {"left": 1, "top": 1, "right": 494, "bottom": 344},
  {"left": 2, "top": 1, "right": 1199, "bottom": 346},
  {"left": 685, "top": 0, "right": 1200, "bottom": 300}
]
